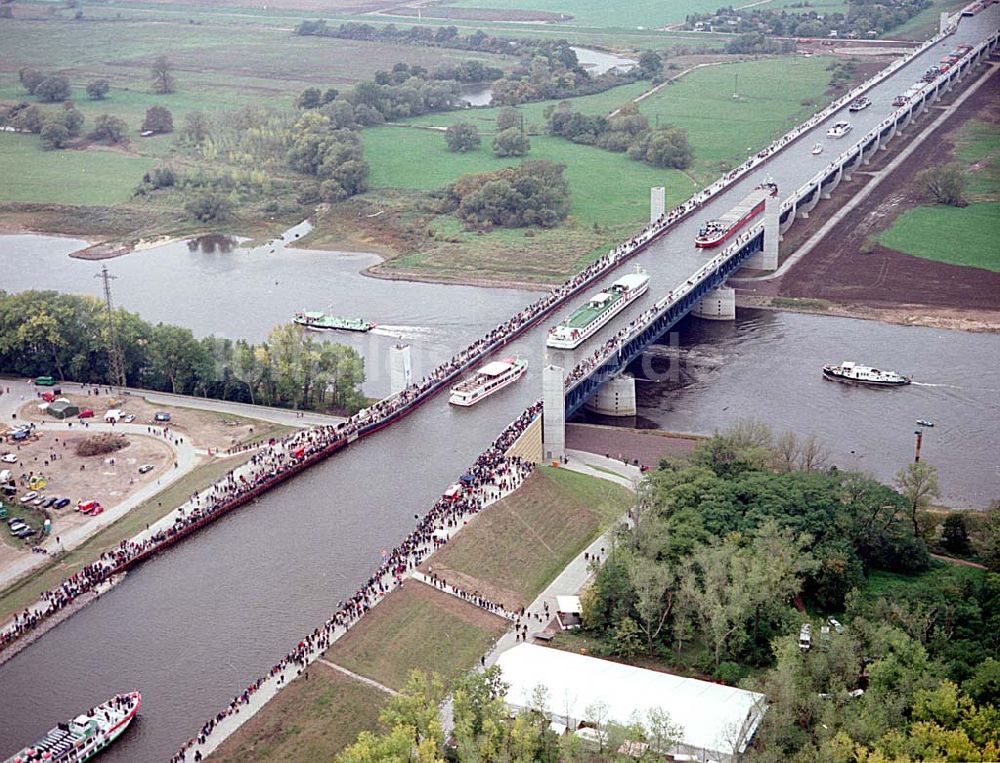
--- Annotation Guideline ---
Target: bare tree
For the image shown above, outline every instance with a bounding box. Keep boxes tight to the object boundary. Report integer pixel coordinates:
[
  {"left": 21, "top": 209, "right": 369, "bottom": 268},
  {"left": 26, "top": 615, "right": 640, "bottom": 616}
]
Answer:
[
  {"left": 150, "top": 55, "right": 176, "bottom": 94},
  {"left": 894, "top": 462, "right": 941, "bottom": 537},
  {"left": 798, "top": 434, "right": 829, "bottom": 472},
  {"left": 628, "top": 556, "right": 676, "bottom": 655},
  {"left": 773, "top": 430, "right": 801, "bottom": 473}
]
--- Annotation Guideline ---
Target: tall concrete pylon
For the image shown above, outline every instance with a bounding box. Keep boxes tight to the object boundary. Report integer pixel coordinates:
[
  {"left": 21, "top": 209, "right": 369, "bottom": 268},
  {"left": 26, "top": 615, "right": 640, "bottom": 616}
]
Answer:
[
  {"left": 650, "top": 186, "right": 665, "bottom": 224},
  {"left": 389, "top": 344, "right": 412, "bottom": 396},
  {"left": 542, "top": 364, "right": 566, "bottom": 462},
  {"left": 744, "top": 195, "right": 780, "bottom": 270}
]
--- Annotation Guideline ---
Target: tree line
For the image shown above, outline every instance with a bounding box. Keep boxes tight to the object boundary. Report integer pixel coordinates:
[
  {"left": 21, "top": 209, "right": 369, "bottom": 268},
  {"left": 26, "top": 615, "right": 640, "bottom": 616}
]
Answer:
[
  {"left": 0, "top": 291, "right": 366, "bottom": 414},
  {"left": 547, "top": 101, "right": 693, "bottom": 170},
  {"left": 684, "top": 0, "right": 932, "bottom": 39}
]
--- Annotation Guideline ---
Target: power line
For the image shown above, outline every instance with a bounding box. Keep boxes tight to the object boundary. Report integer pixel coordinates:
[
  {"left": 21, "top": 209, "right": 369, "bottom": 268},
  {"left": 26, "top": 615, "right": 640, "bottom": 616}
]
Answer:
[{"left": 96, "top": 265, "right": 127, "bottom": 394}]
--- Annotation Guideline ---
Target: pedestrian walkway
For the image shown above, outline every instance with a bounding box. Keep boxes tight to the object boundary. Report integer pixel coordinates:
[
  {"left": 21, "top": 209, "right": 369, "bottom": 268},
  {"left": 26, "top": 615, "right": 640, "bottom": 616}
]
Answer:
[{"left": 318, "top": 658, "right": 399, "bottom": 696}]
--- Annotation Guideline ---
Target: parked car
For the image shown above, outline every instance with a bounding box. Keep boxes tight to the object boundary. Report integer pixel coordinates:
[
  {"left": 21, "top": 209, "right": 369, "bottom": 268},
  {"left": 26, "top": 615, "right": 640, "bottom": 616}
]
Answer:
[
  {"left": 77, "top": 500, "right": 102, "bottom": 514},
  {"left": 41, "top": 496, "right": 57, "bottom": 509},
  {"left": 19, "top": 491, "right": 38, "bottom": 504},
  {"left": 41, "top": 391, "right": 56, "bottom": 403},
  {"left": 78, "top": 409, "right": 95, "bottom": 419},
  {"left": 1, "top": 454, "right": 18, "bottom": 463},
  {"left": 138, "top": 464, "right": 155, "bottom": 475},
  {"left": 8, "top": 520, "right": 26, "bottom": 533},
  {"left": 15, "top": 526, "right": 36, "bottom": 539},
  {"left": 31, "top": 495, "right": 47, "bottom": 506},
  {"left": 10, "top": 430, "right": 29, "bottom": 441},
  {"left": 34, "top": 376, "right": 56, "bottom": 386},
  {"left": 123, "top": 414, "right": 136, "bottom": 423},
  {"left": 54, "top": 497, "right": 71, "bottom": 509},
  {"left": 154, "top": 411, "right": 171, "bottom": 422}
]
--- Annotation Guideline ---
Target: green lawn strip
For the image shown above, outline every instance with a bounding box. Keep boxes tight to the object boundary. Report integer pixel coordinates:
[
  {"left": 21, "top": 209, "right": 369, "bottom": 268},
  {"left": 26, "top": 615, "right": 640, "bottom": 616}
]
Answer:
[
  {"left": 890, "top": 0, "right": 971, "bottom": 40},
  {"left": 953, "top": 119, "right": 1000, "bottom": 200},
  {"left": 209, "top": 661, "right": 389, "bottom": 763},
  {"left": 427, "top": 466, "right": 631, "bottom": 607},
  {"left": 874, "top": 202, "right": 1000, "bottom": 271},
  {"left": 0, "top": 448, "right": 265, "bottom": 623},
  {"left": 325, "top": 582, "right": 509, "bottom": 691}
]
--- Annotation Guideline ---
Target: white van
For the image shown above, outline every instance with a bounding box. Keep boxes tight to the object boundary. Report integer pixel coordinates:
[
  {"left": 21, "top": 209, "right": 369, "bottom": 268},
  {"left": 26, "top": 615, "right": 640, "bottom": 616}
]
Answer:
[{"left": 104, "top": 409, "right": 123, "bottom": 423}]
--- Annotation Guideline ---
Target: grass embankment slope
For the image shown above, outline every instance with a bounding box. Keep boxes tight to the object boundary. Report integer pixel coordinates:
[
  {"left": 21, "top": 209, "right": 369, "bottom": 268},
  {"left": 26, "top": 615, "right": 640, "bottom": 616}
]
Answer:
[
  {"left": 217, "top": 465, "right": 631, "bottom": 760},
  {"left": 210, "top": 661, "right": 388, "bottom": 763},
  {"left": 424, "top": 466, "right": 631, "bottom": 608},
  {"left": 876, "top": 119, "right": 1000, "bottom": 272},
  {"left": 349, "top": 56, "right": 836, "bottom": 282}
]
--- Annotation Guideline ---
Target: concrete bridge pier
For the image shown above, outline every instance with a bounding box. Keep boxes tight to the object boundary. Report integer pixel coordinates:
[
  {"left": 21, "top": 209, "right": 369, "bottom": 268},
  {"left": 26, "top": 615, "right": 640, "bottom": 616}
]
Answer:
[
  {"left": 693, "top": 286, "right": 736, "bottom": 320},
  {"left": 797, "top": 184, "right": 821, "bottom": 218},
  {"left": 880, "top": 122, "right": 897, "bottom": 150},
  {"left": 584, "top": 374, "right": 637, "bottom": 417},
  {"left": 389, "top": 344, "right": 412, "bottom": 396},
  {"left": 843, "top": 150, "right": 862, "bottom": 182},
  {"left": 650, "top": 186, "right": 666, "bottom": 224},
  {"left": 821, "top": 165, "right": 843, "bottom": 199},
  {"left": 863, "top": 134, "right": 881, "bottom": 164},
  {"left": 745, "top": 195, "right": 780, "bottom": 270},
  {"left": 779, "top": 201, "right": 797, "bottom": 236},
  {"left": 542, "top": 364, "right": 566, "bottom": 462}
]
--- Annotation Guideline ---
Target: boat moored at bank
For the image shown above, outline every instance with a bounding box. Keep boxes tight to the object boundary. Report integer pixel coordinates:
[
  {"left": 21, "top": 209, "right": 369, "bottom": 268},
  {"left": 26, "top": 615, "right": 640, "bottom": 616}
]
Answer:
[
  {"left": 694, "top": 181, "right": 778, "bottom": 249},
  {"left": 293, "top": 311, "right": 375, "bottom": 332},
  {"left": 4, "top": 692, "right": 141, "bottom": 763},
  {"left": 822, "top": 361, "right": 910, "bottom": 386},
  {"left": 449, "top": 357, "right": 527, "bottom": 406},
  {"left": 547, "top": 269, "right": 650, "bottom": 350}
]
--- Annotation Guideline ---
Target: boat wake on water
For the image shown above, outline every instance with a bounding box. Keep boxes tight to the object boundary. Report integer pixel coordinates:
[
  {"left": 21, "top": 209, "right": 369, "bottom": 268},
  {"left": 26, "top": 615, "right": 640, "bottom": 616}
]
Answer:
[
  {"left": 371, "top": 325, "right": 444, "bottom": 339},
  {"left": 911, "top": 381, "right": 998, "bottom": 392}
]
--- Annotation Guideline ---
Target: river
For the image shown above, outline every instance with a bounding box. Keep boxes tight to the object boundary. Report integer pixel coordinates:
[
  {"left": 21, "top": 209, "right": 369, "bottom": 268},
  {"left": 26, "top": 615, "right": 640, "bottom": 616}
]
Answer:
[{"left": 583, "top": 309, "right": 1000, "bottom": 508}]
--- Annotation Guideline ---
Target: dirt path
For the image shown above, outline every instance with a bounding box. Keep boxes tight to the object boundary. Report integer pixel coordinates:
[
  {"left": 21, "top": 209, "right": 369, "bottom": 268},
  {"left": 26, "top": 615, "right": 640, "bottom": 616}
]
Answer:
[{"left": 930, "top": 553, "right": 988, "bottom": 570}]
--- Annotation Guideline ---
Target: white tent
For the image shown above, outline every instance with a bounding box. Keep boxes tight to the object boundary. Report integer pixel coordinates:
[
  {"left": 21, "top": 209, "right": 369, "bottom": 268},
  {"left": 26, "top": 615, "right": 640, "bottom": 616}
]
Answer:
[{"left": 495, "top": 644, "right": 767, "bottom": 763}]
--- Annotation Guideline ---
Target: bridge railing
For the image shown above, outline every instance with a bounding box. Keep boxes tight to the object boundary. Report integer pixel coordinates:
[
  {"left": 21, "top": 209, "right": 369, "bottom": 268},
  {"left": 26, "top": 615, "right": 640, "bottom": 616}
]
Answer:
[
  {"left": 782, "top": 28, "right": 998, "bottom": 212},
  {"left": 564, "top": 222, "right": 766, "bottom": 394}
]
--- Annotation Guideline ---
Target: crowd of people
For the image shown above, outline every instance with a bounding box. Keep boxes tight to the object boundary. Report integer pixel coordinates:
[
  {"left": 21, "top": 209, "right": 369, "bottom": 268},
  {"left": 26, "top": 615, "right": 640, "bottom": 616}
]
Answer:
[{"left": 171, "top": 401, "right": 542, "bottom": 762}]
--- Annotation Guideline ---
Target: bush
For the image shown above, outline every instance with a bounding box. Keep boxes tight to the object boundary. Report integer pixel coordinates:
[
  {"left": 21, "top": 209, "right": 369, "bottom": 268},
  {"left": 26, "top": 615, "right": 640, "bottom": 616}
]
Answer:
[
  {"left": 92, "top": 114, "right": 129, "bottom": 145},
  {"left": 444, "top": 122, "right": 480, "bottom": 152},
  {"left": 141, "top": 105, "right": 173, "bottom": 134},
  {"left": 492, "top": 126, "right": 530, "bottom": 157},
  {"left": 39, "top": 122, "right": 70, "bottom": 150},
  {"left": 185, "top": 192, "right": 233, "bottom": 223},
  {"left": 918, "top": 163, "right": 967, "bottom": 207},
  {"left": 85, "top": 79, "right": 110, "bottom": 100},
  {"left": 76, "top": 432, "right": 129, "bottom": 457},
  {"left": 449, "top": 160, "right": 570, "bottom": 229},
  {"left": 34, "top": 75, "right": 71, "bottom": 103}
]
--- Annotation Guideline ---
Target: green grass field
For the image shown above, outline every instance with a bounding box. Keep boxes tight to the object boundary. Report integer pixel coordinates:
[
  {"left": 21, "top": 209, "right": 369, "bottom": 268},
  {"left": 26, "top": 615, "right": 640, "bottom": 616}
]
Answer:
[
  {"left": 864, "top": 562, "right": 985, "bottom": 598},
  {"left": 210, "top": 662, "right": 388, "bottom": 763},
  {"left": 874, "top": 202, "right": 1000, "bottom": 272},
  {"left": 427, "top": 466, "right": 631, "bottom": 607},
  {"left": 954, "top": 119, "right": 1000, "bottom": 199},
  {"left": 325, "top": 582, "right": 508, "bottom": 690},
  {"left": 0, "top": 133, "right": 154, "bottom": 205}
]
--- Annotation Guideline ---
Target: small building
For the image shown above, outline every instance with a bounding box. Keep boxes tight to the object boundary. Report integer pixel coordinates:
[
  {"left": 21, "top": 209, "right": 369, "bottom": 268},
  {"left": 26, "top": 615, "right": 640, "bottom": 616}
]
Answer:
[
  {"left": 47, "top": 399, "right": 79, "bottom": 419},
  {"left": 495, "top": 644, "right": 767, "bottom": 763},
  {"left": 555, "top": 595, "right": 583, "bottom": 630}
]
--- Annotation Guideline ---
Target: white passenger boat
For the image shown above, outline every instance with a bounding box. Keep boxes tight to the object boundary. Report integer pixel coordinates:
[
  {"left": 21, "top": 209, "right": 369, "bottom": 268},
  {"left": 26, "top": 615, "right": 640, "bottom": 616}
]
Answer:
[
  {"left": 822, "top": 361, "right": 910, "bottom": 386},
  {"left": 811, "top": 143, "right": 824, "bottom": 155},
  {"left": 449, "top": 356, "right": 527, "bottom": 406},
  {"left": 547, "top": 268, "right": 650, "bottom": 350},
  {"left": 827, "top": 121, "right": 853, "bottom": 138}
]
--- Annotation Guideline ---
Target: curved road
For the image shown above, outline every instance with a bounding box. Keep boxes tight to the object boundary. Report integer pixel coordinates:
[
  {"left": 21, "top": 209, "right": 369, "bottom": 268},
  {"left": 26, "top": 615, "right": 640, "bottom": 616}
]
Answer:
[{"left": 0, "top": 9, "right": 996, "bottom": 760}]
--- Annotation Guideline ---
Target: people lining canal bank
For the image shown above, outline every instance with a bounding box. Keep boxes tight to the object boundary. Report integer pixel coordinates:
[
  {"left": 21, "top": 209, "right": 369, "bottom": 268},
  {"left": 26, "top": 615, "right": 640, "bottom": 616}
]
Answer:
[{"left": 173, "top": 403, "right": 540, "bottom": 762}]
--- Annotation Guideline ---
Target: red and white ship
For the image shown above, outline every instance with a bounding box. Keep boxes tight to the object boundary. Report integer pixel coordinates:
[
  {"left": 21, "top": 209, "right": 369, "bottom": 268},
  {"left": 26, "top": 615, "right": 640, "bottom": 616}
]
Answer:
[
  {"left": 694, "top": 182, "right": 778, "bottom": 249},
  {"left": 4, "top": 692, "right": 141, "bottom": 763},
  {"left": 449, "top": 357, "right": 527, "bottom": 407}
]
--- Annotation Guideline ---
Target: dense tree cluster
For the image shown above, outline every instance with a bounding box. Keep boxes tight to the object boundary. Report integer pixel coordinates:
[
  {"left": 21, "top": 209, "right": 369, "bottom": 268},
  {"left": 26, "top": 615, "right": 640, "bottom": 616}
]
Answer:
[
  {"left": 339, "top": 667, "right": 685, "bottom": 762},
  {"left": 547, "top": 101, "right": 693, "bottom": 169},
  {"left": 684, "top": 0, "right": 932, "bottom": 39},
  {"left": 287, "top": 111, "right": 369, "bottom": 201},
  {"left": 447, "top": 160, "right": 570, "bottom": 229},
  {"left": 85, "top": 79, "right": 111, "bottom": 100},
  {"left": 92, "top": 113, "right": 129, "bottom": 145},
  {"left": 295, "top": 21, "right": 645, "bottom": 107},
  {"left": 0, "top": 291, "right": 365, "bottom": 413}
]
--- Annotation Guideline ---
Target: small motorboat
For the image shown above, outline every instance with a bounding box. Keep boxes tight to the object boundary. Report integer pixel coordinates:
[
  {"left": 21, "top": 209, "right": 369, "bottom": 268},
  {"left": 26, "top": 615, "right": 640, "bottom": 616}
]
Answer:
[
  {"left": 916, "top": 419, "right": 935, "bottom": 427},
  {"left": 811, "top": 142, "right": 824, "bottom": 155}
]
